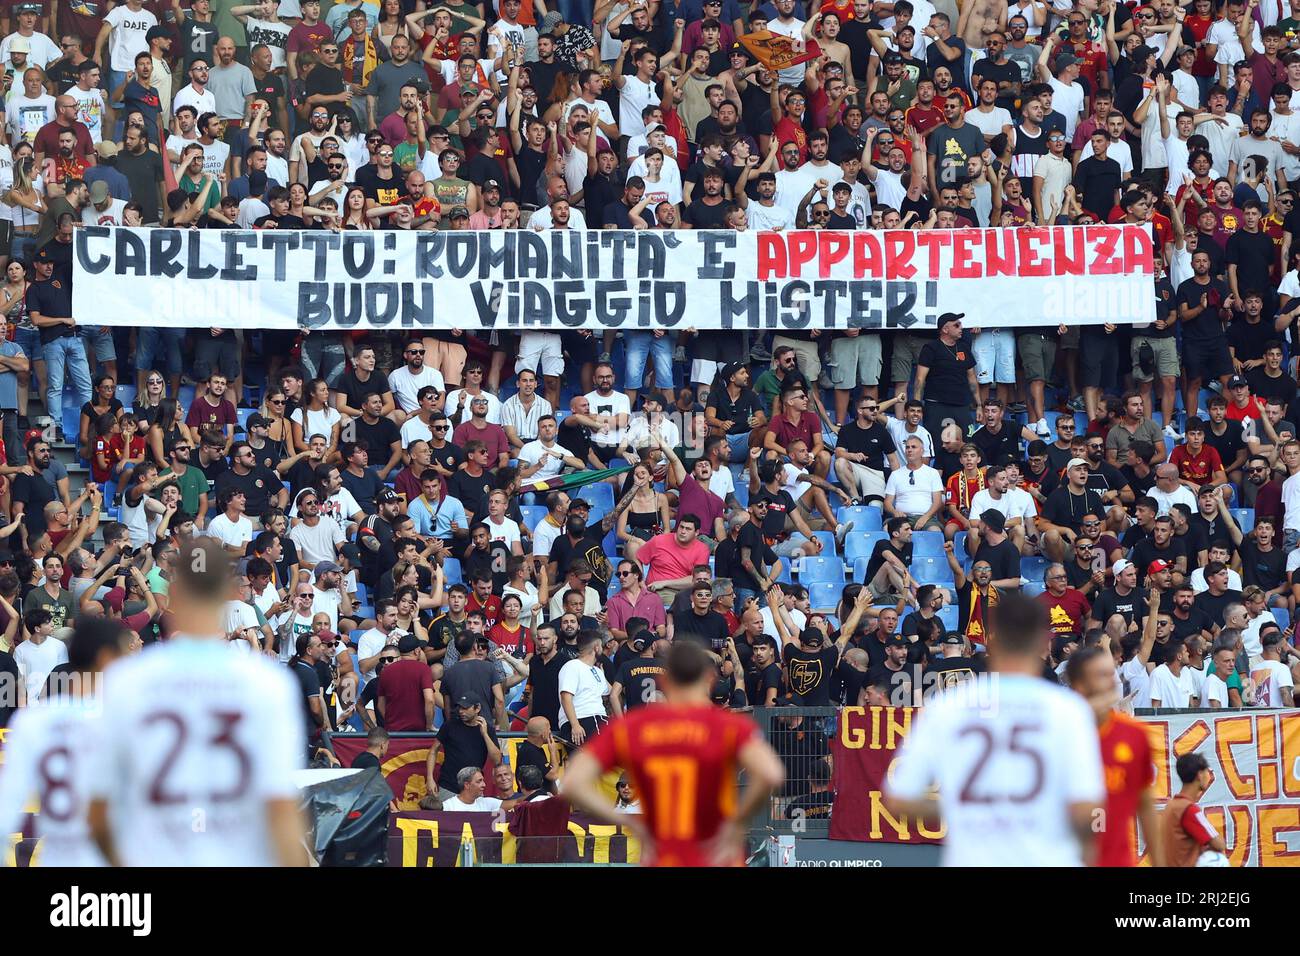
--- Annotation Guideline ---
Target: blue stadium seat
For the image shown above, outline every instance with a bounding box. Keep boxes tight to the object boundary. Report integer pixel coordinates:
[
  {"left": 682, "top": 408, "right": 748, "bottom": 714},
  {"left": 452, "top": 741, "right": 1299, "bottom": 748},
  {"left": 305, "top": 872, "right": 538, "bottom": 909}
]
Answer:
[
  {"left": 954, "top": 530, "right": 968, "bottom": 557},
  {"left": 910, "top": 555, "right": 954, "bottom": 584},
  {"left": 1273, "top": 607, "right": 1290, "bottom": 634},
  {"left": 586, "top": 503, "right": 609, "bottom": 527},
  {"left": 115, "top": 383, "right": 137, "bottom": 407},
  {"left": 582, "top": 482, "right": 614, "bottom": 511},
  {"left": 355, "top": 605, "right": 375, "bottom": 621},
  {"left": 236, "top": 407, "right": 255, "bottom": 432},
  {"left": 442, "top": 558, "right": 462, "bottom": 586},
  {"left": 1020, "top": 555, "right": 1052, "bottom": 586},
  {"left": 810, "top": 530, "right": 836, "bottom": 555},
  {"left": 807, "top": 581, "right": 840, "bottom": 612},
  {"left": 1021, "top": 582, "right": 1046, "bottom": 597},
  {"left": 520, "top": 505, "right": 548, "bottom": 532},
  {"left": 178, "top": 384, "right": 196, "bottom": 409},
  {"left": 1231, "top": 508, "right": 1255, "bottom": 534},
  {"left": 911, "top": 530, "right": 945, "bottom": 558},
  {"left": 852, "top": 556, "right": 870, "bottom": 582},
  {"left": 844, "top": 530, "right": 886, "bottom": 565},
  {"left": 733, "top": 482, "right": 749, "bottom": 507},
  {"left": 62, "top": 401, "right": 81, "bottom": 446},
  {"left": 774, "top": 562, "right": 793, "bottom": 585},
  {"left": 937, "top": 605, "right": 959, "bottom": 632},
  {"left": 354, "top": 581, "right": 368, "bottom": 606},
  {"left": 800, "top": 555, "right": 845, "bottom": 585},
  {"left": 840, "top": 505, "right": 883, "bottom": 533}
]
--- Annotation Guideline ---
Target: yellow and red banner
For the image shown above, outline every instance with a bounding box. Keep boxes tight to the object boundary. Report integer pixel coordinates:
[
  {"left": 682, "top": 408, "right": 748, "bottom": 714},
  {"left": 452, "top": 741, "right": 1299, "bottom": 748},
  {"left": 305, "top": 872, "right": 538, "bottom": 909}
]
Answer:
[{"left": 737, "top": 31, "right": 821, "bottom": 71}]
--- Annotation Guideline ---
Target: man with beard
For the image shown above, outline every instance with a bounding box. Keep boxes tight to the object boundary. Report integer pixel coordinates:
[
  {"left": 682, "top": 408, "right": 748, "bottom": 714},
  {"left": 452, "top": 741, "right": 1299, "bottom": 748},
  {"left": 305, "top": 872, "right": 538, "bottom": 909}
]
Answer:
[
  {"left": 682, "top": 166, "right": 731, "bottom": 228},
  {"left": 307, "top": 148, "right": 349, "bottom": 208},
  {"left": 292, "top": 108, "right": 337, "bottom": 186}
]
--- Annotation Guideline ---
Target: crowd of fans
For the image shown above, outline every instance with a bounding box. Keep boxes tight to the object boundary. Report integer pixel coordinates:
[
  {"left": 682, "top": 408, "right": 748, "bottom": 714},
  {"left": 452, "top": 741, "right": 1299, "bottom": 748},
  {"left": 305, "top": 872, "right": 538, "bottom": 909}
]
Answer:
[{"left": 0, "top": 0, "right": 1299, "bottom": 819}]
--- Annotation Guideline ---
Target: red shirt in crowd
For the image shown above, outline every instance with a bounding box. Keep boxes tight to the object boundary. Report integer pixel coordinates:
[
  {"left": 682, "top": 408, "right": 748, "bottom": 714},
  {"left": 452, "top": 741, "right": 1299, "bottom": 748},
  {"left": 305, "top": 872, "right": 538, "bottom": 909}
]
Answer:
[
  {"left": 376, "top": 657, "right": 434, "bottom": 731},
  {"left": 1224, "top": 396, "right": 1267, "bottom": 422},
  {"left": 1169, "top": 443, "right": 1223, "bottom": 484},
  {"left": 1039, "top": 587, "right": 1091, "bottom": 635}
]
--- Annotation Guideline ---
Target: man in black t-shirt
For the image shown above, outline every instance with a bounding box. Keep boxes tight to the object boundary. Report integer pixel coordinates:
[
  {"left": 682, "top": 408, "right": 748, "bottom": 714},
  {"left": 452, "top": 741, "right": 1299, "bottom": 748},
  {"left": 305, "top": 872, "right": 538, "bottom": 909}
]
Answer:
[
  {"left": 707, "top": 362, "right": 766, "bottom": 463},
  {"left": 866, "top": 635, "right": 915, "bottom": 706},
  {"left": 781, "top": 627, "right": 845, "bottom": 706},
  {"left": 671, "top": 584, "right": 730, "bottom": 649},
  {"left": 915, "top": 313, "right": 978, "bottom": 438},
  {"left": 1128, "top": 516, "right": 1189, "bottom": 587},
  {"left": 971, "top": 510, "right": 1021, "bottom": 588},
  {"left": 715, "top": 507, "right": 778, "bottom": 604},
  {"left": 834, "top": 394, "right": 895, "bottom": 504},
  {"left": 863, "top": 516, "right": 914, "bottom": 603},
  {"left": 683, "top": 168, "right": 729, "bottom": 228},
  {"left": 610, "top": 631, "right": 665, "bottom": 712},
  {"left": 744, "top": 634, "right": 784, "bottom": 707},
  {"left": 427, "top": 695, "right": 502, "bottom": 799},
  {"left": 1040, "top": 457, "right": 1106, "bottom": 563},
  {"left": 1087, "top": 559, "right": 1148, "bottom": 630}
]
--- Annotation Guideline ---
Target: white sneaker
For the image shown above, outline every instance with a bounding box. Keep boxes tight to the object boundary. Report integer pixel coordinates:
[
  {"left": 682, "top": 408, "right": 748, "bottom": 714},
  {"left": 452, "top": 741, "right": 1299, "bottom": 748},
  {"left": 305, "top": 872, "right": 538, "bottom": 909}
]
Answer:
[
  {"left": 1034, "top": 418, "right": 1051, "bottom": 438},
  {"left": 1164, "top": 424, "right": 1183, "bottom": 441}
]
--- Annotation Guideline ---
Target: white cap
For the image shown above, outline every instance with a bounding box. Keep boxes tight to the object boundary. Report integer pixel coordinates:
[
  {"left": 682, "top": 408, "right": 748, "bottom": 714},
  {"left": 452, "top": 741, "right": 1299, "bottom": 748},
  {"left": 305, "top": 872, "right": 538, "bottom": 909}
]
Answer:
[{"left": 1112, "top": 559, "right": 1132, "bottom": 577}]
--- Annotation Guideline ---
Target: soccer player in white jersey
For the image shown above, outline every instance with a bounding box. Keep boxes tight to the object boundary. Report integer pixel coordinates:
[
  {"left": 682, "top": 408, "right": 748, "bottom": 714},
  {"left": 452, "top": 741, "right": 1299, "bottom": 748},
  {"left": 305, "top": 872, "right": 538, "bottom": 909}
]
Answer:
[
  {"left": 0, "top": 619, "right": 133, "bottom": 867},
  {"left": 88, "top": 539, "right": 309, "bottom": 867},
  {"left": 886, "top": 593, "right": 1105, "bottom": 867}
]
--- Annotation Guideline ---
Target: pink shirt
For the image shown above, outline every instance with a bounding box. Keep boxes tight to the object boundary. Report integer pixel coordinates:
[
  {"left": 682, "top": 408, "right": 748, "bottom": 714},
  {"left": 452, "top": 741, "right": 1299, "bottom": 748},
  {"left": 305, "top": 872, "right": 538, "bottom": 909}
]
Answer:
[
  {"left": 637, "top": 532, "right": 711, "bottom": 587},
  {"left": 453, "top": 420, "right": 511, "bottom": 465},
  {"left": 606, "top": 586, "right": 667, "bottom": 633}
]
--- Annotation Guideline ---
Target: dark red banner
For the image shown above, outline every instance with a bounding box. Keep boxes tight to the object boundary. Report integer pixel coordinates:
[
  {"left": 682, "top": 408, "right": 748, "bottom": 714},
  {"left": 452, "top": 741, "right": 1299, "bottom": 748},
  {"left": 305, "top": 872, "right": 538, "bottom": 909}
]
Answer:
[
  {"left": 828, "top": 706, "right": 944, "bottom": 845},
  {"left": 387, "top": 810, "right": 642, "bottom": 866}
]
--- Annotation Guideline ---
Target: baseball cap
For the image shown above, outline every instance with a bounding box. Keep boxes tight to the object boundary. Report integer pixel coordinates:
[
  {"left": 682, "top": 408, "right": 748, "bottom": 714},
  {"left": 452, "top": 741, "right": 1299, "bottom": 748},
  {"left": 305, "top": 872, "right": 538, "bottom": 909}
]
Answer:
[
  {"left": 454, "top": 694, "right": 478, "bottom": 709},
  {"left": 540, "top": 10, "right": 563, "bottom": 34},
  {"left": 339, "top": 542, "right": 363, "bottom": 565},
  {"left": 314, "top": 559, "right": 343, "bottom": 577},
  {"left": 937, "top": 311, "right": 965, "bottom": 328},
  {"left": 14, "top": 2, "right": 41, "bottom": 13},
  {"left": 8, "top": 36, "right": 30, "bottom": 54},
  {"left": 980, "top": 509, "right": 1006, "bottom": 533},
  {"left": 376, "top": 487, "right": 401, "bottom": 505},
  {"left": 1147, "top": 559, "right": 1171, "bottom": 575},
  {"left": 450, "top": 205, "right": 470, "bottom": 219},
  {"left": 95, "top": 141, "right": 119, "bottom": 159},
  {"left": 884, "top": 634, "right": 908, "bottom": 647},
  {"left": 89, "top": 180, "right": 110, "bottom": 204},
  {"left": 882, "top": 50, "right": 903, "bottom": 64},
  {"left": 246, "top": 413, "right": 271, "bottom": 430},
  {"left": 631, "top": 629, "right": 657, "bottom": 651},
  {"left": 1112, "top": 559, "right": 1133, "bottom": 577},
  {"left": 1066, "top": 457, "right": 1089, "bottom": 470},
  {"left": 1227, "top": 375, "right": 1249, "bottom": 389},
  {"left": 799, "top": 627, "right": 824, "bottom": 645},
  {"left": 145, "top": 25, "right": 170, "bottom": 41},
  {"left": 1054, "top": 52, "right": 1078, "bottom": 69},
  {"left": 941, "top": 633, "right": 965, "bottom": 646},
  {"left": 482, "top": 179, "right": 501, "bottom": 191},
  {"left": 397, "top": 633, "right": 428, "bottom": 654}
]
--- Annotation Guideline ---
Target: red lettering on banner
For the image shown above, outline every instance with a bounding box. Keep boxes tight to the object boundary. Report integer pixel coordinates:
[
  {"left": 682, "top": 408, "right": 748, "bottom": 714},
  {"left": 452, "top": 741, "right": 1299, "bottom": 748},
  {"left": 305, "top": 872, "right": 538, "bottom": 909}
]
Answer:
[
  {"left": 1256, "top": 714, "right": 1279, "bottom": 800},
  {"left": 1282, "top": 713, "right": 1300, "bottom": 798},
  {"left": 912, "top": 231, "right": 949, "bottom": 278},
  {"left": 984, "top": 229, "right": 1018, "bottom": 276},
  {"left": 884, "top": 231, "right": 917, "bottom": 279},
  {"left": 950, "top": 231, "right": 981, "bottom": 278},
  {"left": 1016, "top": 227, "right": 1052, "bottom": 276},
  {"left": 818, "top": 231, "right": 850, "bottom": 277},
  {"left": 1258, "top": 804, "right": 1300, "bottom": 866},
  {"left": 756, "top": 232, "right": 785, "bottom": 280},
  {"left": 1123, "top": 225, "right": 1155, "bottom": 275},
  {"left": 1053, "top": 227, "right": 1086, "bottom": 275},
  {"left": 1087, "top": 226, "right": 1122, "bottom": 275},
  {"left": 788, "top": 231, "right": 818, "bottom": 277},
  {"left": 853, "top": 232, "right": 884, "bottom": 278}
]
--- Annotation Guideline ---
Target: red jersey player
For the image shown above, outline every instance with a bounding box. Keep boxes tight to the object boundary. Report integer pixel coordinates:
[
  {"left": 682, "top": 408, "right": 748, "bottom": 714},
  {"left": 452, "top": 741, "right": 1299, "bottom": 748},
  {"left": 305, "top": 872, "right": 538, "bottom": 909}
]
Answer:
[
  {"left": 563, "top": 642, "right": 785, "bottom": 867},
  {"left": 1066, "top": 644, "right": 1164, "bottom": 867}
]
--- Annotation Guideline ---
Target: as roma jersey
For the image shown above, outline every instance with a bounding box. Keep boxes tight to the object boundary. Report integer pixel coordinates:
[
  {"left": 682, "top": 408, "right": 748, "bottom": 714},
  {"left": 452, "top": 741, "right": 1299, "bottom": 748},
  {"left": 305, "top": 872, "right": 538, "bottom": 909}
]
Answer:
[
  {"left": 583, "top": 703, "right": 759, "bottom": 867},
  {"left": 945, "top": 468, "right": 986, "bottom": 517},
  {"left": 1096, "top": 712, "right": 1155, "bottom": 867}
]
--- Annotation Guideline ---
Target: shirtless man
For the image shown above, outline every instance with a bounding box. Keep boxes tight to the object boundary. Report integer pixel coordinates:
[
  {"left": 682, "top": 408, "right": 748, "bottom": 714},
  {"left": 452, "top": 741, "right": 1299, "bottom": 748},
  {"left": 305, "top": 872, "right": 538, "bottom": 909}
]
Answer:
[{"left": 957, "top": 0, "right": 1008, "bottom": 50}]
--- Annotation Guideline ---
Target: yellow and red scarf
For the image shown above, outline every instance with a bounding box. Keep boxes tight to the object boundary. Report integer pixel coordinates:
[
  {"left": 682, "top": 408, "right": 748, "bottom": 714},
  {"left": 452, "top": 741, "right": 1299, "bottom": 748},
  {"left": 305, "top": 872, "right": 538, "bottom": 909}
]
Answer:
[{"left": 341, "top": 32, "right": 378, "bottom": 86}]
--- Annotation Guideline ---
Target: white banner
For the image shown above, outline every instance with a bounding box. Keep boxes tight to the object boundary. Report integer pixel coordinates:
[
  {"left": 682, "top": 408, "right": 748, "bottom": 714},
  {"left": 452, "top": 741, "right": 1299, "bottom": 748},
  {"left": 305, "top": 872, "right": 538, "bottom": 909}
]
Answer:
[{"left": 72, "top": 224, "right": 1157, "bottom": 331}]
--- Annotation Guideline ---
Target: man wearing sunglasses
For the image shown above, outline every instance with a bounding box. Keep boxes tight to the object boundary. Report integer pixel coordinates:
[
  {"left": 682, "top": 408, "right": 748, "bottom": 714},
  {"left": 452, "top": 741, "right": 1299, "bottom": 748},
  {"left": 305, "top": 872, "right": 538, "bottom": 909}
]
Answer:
[{"left": 387, "top": 341, "right": 445, "bottom": 416}]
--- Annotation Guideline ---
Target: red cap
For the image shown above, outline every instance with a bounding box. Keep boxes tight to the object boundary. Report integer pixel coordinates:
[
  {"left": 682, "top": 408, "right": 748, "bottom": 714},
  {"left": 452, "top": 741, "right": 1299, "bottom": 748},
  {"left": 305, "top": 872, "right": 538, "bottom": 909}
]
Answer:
[{"left": 1147, "top": 559, "right": 1171, "bottom": 575}]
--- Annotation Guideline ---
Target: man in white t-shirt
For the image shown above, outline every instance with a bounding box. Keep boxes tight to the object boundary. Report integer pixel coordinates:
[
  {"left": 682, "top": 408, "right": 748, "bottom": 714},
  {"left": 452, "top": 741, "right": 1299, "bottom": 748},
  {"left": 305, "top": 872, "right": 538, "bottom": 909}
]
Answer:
[
  {"left": 387, "top": 343, "right": 446, "bottom": 413},
  {"left": 746, "top": 171, "right": 795, "bottom": 230},
  {"left": 888, "top": 593, "right": 1104, "bottom": 867},
  {"left": 206, "top": 488, "right": 254, "bottom": 553},
  {"left": 12, "top": 608, "right": 67, "bottom": 702},
  {"left": 584, "top": 364, "right": 631, "bottom": 456},
  {"left": 171, "top": 56, "right": 217, "bottom": 117},
  {"left": 518, "top": 415, "right": 582, "bottom": 483},
  {"left": 97, "top": 0, "right": 158, "bottom": 85},
  {"left": 557, "top": 631, "right": 611, "bottom": 745},
  {"left": 447, "top": 766, "right": 504, "bottom": 812},
  {"left": 1202, "top": 643, "right": 1236, "bottom": 707},
  {"left": 1148, "top": 640, "right": 1200, "bottom": 707},
  {"left": 965, "top": 77, "right": 1014, "bottom": 142},
  {"left": 1039, "top": 45, "right": 1085, "bottom": 140},
  {"left": 883, "top": 436, "right": 944, "bottom": 530}
]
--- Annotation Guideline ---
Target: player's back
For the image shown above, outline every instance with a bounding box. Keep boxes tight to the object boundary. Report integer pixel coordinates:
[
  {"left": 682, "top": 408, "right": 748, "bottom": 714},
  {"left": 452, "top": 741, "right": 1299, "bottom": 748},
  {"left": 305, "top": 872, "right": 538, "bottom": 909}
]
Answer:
[
  {"left": 891, "top": 673, "right": 1104, "bottom": 867},
  {"left": 0, "top": 699, "right": 108, "bottom": 867},
  {"left": 92, "top": 637, "right": 306, "bottom": 867},
  {"left": 590, "top": 703, "right": 758, "bottom": 867},
  {"left": 1097, "top": 711, "right": 1155, "bottom": 868}
]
